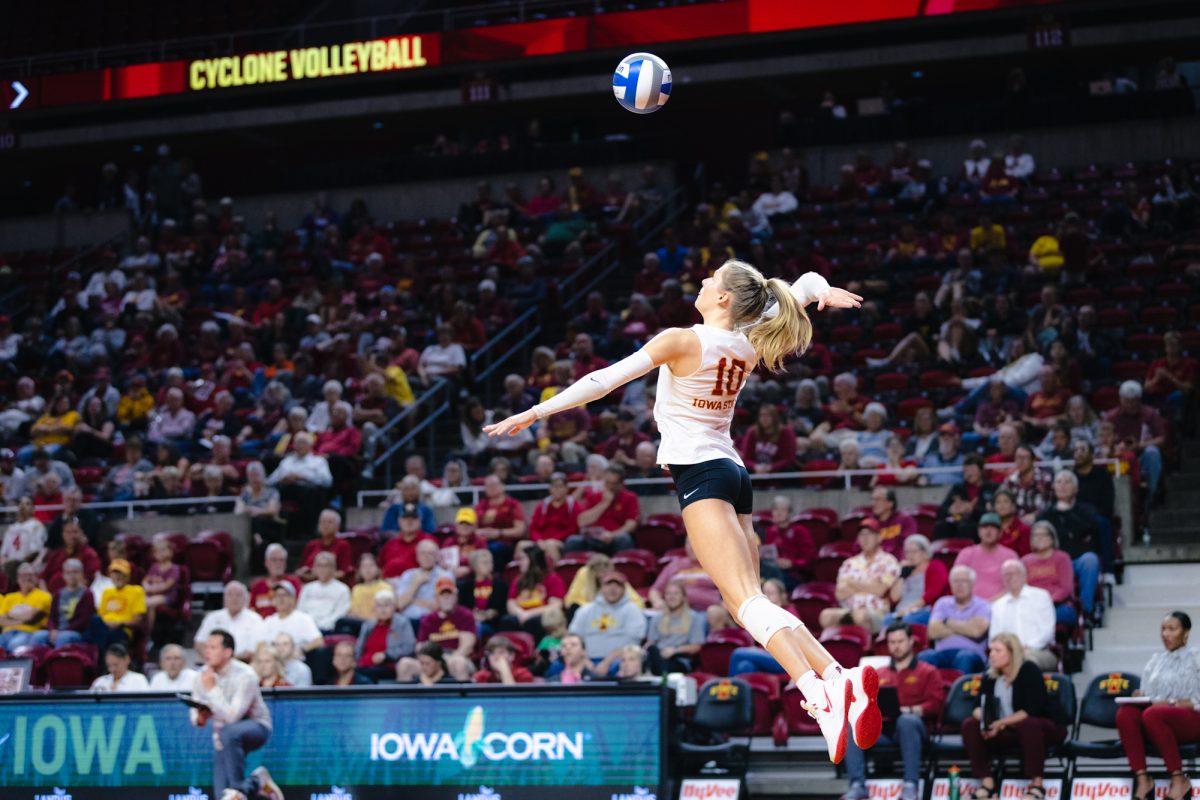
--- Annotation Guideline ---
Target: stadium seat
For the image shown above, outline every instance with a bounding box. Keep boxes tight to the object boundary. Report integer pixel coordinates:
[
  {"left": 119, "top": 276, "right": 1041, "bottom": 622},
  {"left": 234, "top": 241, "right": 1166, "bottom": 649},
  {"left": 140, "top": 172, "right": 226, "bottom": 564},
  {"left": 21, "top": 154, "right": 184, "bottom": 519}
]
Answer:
[
  {"left": 930, "top": 673, "right": 984, "bottom": 767},
  {"left": 930, "top": 538, "right": 973, "bottom": 570},
  {"left": 737, "top": 672, "right": 784, "bottom": 736},
  {"left": 780, "top": 680, "right": 822, "bottom": 737},
  {"left": 41, "top": 649, "right": 96, "bottom": 689},
  {"left": 611, "top": 556, "right": 651, "bottom": 588},
  {"left": 634, "top": 523, "right": 681, "bottom": 556},
  {"left": 679, "top": 678, "right": 754, "bottom": 775},
  {"left": 1064, "top": 671, "right": 1141, "bottom": 781},
  {"left": 812, "top": 542, "right": 856, "bottom": 583},
  {"left": 698, "top": 628, "right": 754, "bottom": 675},
  {"left": 793, "top": 513, "right": 833, "bottom": 548}
]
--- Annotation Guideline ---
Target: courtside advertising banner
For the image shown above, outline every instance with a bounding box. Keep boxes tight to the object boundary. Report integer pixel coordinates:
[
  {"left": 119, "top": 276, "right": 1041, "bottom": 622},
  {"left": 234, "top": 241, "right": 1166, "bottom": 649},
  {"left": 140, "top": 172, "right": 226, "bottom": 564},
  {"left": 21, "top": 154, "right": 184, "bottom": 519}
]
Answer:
[{"left": 0, "top": 686, "right": 665, "bottom": 799}]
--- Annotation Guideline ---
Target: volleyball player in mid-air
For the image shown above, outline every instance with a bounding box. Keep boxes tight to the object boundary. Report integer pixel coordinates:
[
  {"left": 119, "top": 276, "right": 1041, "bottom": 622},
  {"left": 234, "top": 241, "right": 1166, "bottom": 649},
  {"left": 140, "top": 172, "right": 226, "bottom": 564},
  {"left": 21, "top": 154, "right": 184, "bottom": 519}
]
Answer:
[{"left": 485, "top": 260, "right": 878, "bottom": 762}]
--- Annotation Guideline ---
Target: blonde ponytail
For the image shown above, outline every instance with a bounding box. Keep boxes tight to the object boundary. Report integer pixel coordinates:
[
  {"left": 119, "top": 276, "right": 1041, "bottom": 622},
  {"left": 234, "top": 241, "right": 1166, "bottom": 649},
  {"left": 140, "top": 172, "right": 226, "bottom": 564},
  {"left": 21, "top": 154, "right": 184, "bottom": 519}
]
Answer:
[
  {"left": 719, "top": 260, "right": 813, "bottom": 372},
  {"left": 749, "top": 277, "right": 812, "bottom": 372}
]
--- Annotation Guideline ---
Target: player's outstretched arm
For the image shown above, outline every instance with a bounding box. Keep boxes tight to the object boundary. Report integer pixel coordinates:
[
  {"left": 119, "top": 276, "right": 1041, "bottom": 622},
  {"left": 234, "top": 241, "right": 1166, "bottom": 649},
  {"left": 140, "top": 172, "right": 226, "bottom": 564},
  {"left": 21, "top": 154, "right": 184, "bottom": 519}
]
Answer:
[
  {"left": 775, "top": 272, "right": 862, "bottom": 313},
  {"left": 484, "top": 327, "right": 696, "bottom": 438}
]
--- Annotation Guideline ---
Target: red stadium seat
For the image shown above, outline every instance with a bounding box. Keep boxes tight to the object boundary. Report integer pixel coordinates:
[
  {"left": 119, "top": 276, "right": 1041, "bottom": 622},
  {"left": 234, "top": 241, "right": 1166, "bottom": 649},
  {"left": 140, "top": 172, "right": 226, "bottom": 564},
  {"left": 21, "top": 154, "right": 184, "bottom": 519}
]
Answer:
[
  {"left": 873, "top": 372, "right": 910, "bottom": 392},
  {"left": 793, "top": 514, "right": 832, "bottom": 549},
  {"left": 41, "top": 649, "right": 96, "bottom": 689},
  {"left": 839, "top": 511, "right": 870, "bottom": 541},
  {"left": 897, "top": 397, "right": 934, "bottom": 421},
  {"left": 930, "top": 538, "right": 973, "bottom": 570},
  {"left": 645, "top": 513, "right": 684, "bottom": 533},
  {"left": 781, "top": 682, "right": 822, "bottom": 736},
  {"left": 812, "top": 542, "right": 856, "bottom": 584},
  {"left": 634, "top": 524, "right": 681, "bottom": 556},
  {"left": 738, "top": 672, "right": 784, "bottom": 735},
  {"left": 184, "top": 540, "right": 231, "bottom": 583},
  {"left": 611, "top": 557, "right": 651, "bottom": 588},
  {"left": 698, "top": 628, "right": 754, "bottom": 675},
  {"left": 801, "top": 460, "right": 839, "bottom": 489}
]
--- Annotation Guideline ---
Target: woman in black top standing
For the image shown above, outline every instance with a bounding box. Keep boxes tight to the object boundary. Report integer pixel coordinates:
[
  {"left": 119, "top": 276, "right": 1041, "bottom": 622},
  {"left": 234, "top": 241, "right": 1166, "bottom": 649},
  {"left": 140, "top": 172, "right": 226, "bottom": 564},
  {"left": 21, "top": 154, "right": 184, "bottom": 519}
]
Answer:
[{"left": 962, "top": 632, "right": 1067, "bottom": 800}]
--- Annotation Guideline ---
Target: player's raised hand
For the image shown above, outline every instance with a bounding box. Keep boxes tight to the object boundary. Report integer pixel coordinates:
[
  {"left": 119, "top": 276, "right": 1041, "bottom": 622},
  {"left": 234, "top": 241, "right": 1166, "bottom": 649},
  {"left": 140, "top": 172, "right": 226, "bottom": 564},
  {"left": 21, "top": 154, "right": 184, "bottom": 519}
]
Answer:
[
  {"left": 816, "top": 286, "right": 863, "bottom": 311},
  {"left": 484, "top": 408, "right": 538, "bottom": 438}
]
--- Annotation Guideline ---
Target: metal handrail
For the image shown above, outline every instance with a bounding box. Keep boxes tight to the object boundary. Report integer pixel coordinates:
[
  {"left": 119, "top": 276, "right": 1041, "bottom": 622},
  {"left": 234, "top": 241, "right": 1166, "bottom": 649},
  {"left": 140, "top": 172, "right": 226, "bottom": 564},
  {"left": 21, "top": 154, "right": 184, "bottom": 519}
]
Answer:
[
  {"left": 363, "top": 377, "right": 449, "bottom": 469},
  {"left": 357, "top": 458, "right": 1121, "bottom": 507},
  {"left": 371, "top": 400, "right": 453, "bottom": 488},
  {"left": 0, "top": 494, "right": 239, "bottom": 519}
]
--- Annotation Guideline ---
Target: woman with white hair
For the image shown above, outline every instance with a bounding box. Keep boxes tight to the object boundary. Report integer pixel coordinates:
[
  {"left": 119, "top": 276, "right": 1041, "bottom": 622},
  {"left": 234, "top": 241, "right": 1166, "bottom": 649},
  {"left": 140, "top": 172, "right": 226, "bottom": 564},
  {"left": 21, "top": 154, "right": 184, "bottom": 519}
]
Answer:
[
  {"left": 886, "top": 534, "right": 946, "bottom": 626},
  {"left": 855, "top": 403, "right": 892, "bottom": 467},
  {"left": 236, "top": 461, "right": 283, "bottom": 561},
  {"left": 306, "top": 380, "right": 344, "bottom": 434},
  {"left": 1021, "top": 520, "right": 1077, "bottom": 626}
]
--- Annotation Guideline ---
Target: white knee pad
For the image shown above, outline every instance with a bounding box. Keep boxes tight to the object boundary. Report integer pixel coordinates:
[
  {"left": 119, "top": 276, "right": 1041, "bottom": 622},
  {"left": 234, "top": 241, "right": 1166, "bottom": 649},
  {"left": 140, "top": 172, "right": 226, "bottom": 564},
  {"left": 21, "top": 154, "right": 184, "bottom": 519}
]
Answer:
[{"left": 737, "top": 593, "right": 803, "bottom": 647}]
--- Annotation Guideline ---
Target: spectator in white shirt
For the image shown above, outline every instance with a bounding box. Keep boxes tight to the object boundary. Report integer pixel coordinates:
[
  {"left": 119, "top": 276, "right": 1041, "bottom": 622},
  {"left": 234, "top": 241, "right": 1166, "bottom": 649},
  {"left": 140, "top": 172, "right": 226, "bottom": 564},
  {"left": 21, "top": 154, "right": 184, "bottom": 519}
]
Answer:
[
  {"left": 193, "top": 582, "right": 266, "bottom": 661},
  {"left": 0, "top": 378, "right": 45, "bottom": 438},
  {"left": 298, "top": 552, "right": 351, "bottom": 632},
  {"left": 418, "top": 324, "right": 467, "bottom": 384},
  {"left": 274, "top": 632, "right": 313, "bottom": 687},
  {"left": 391, "top": 539, "right": 454, "bottom": 623},
  {"left": 91, "top": 643, "right": 150, "bottom": 693},
  {"left": 119, "top": 235, "right": 163, "bottom": 273},
  {"left": 2, "top": 496, "right": 47, "bottom": 583},
  {"left": 305, "top": 381, "right": 344, "bottom": 434},
  {"left": 989, "top": 559, "right": 1057, "bottom": 671},
  {"left": 962, "top": 138, "right": 990, "bottom": 187},
  {"left": 260, "top": 582, "right": 324, "bottom": 653},
  {"left": 266, "top": 431, "right": 332, "bottom": 539},
  {"left": 148, "top": 644, "right": 198, "bottom": 691},
  {"left": 267, "top": 432, "right": 332, "bottom": 488},
  {"left": 751, "top": 175, "right": 799, "bottom": 221},
  {"left": 1004, "top": 135, "right": 1036, "bottom": 181}
]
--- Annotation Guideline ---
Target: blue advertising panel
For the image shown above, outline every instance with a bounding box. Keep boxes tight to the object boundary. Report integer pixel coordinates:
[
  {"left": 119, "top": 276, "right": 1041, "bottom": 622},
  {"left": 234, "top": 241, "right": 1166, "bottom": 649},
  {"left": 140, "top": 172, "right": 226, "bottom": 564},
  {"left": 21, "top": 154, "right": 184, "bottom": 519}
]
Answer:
[{"left": 0, "top": 685, "right": 666, "bottom": 800}]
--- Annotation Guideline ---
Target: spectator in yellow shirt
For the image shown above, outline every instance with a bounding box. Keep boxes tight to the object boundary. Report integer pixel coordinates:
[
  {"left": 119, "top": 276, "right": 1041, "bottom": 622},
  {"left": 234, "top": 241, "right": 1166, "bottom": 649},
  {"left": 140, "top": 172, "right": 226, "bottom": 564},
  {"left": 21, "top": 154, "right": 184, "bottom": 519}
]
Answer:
[
  {"left": 969, "top": 214, "right": 1007, "bottom": 256},
  {"left": 0, "top": 563, "right": 52, "bottom": 650},
  {"left": 1028, "top": 225, "right": 1064, "bottom": 274},
  {"left": 28, "top": 394, "right": 80, "bottom": 454},
  {"left": 117, "top": 374, "right": 155, "bottom": 429},
  {"left": 94, "top": 559, "right": 146, "bottom": 650}
]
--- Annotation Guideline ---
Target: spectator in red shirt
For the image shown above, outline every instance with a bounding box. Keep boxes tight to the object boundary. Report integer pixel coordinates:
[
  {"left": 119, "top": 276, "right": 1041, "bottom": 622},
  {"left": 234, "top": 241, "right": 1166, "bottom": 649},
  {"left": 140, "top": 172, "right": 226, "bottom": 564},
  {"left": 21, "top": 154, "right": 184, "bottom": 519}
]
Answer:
[
  {"left": 475, "top": 474, "right": 527, "bottom": 566},
  {"left": 529, "top": 472, "right": 580, "bottom": 560},
  {"left": 449, "top": 301, "right": 486, "bottom": 351},
  {"left": 387, "top": 327, "right": 422, "bottom": 376},
  {"left": 823, "top": 372, "right": 869, "bottom": 430},
  {"left": 842, "top": 622, "right": 945, "bottom": 800},
  {"left": 446, "top": 508, "right": 487, "bottom": 579},
  {"left": 1144, "top": 331, "right": 1196, "bottom": 423},
  {"left": 458, "top": 549, "right": 507, "bottom": 636},
  {"left": 757, "top": 495, "right": 816, "bottom": 579},
  {"left": 1105, "top": 381, "right": 1167, "bottom": 503},
  {"left": 633, "top": 252, "right": 665, "bottom": 299},
  {"left": 985, "top": 423, "right": 1021, "bottom": 483},
  {"left": 476, "top": 279, "right": 514, "bottom": 335},
  {"left": 473, "top": 636, "right": 534, "bottom": 684},
  {"left": 39, "top": 518, "right": 101, "bottom": 593},
  {"left": 887, "top": 534, "right": 949, "bottom": 627},
  {"left": 739, "top": 404, "right": 798, "bottom": 474},
  {"left": 353, "top": 590, "right": 416, "bottom": 683},
  {"left": 993, "top": 489, "right": 1032, "bottom": 556},
  {"left": 870, "top": 486, "right": 919, "bottom": 559},
  {"left": 566, "top": 465, "right": 640, "bottom": 555},
  {"left": 379, "top": 503, "right": 436, "bottom": 579},
  {"left": 250, "top": 279, "right": 289, "bottom": 326},
  {"left": 571, "top": 333, "right": 609, "bottom": 382},
  {"left": 598, "top": 410, "right": 650, "bottom": 467},
  {"left": 525, "top": 175, "right": 562, "bottom": 219},
  {"left": 1023, "top": 366, "right": 1071, "bottom": 435},
  {"left": 500, "top": 540, "right": 565, "bottom": 640},
  {"left": 296, "top": 509, "right": 353, "bottom": 583},
  {"left": 1021, "top": 520, "right": 1078, "bottom": 626},
  {"left": 401, "top": 578, "right": 477, "bottom": 681},
  {"left": 249, "top": 543, "right": 302, "bottom": 617},
  {"left": 314, "top": 401, "right": 361, "bottom": 493}
]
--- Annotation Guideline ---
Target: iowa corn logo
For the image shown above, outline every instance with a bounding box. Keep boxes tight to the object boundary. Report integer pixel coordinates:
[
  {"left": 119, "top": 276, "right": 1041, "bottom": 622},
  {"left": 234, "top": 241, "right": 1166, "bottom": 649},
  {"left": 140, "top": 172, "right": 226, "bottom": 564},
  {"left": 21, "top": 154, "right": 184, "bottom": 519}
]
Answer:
[
  {"left": 1098, "top": 673, "right": 1130, "bottom": 694},
  {"left": 1043, "top": 676, "right": 1060, "bottom": 692},
  {"left": 964, "top": 676, "right": 982, "bottom": 696},
  {"left": 709, "top": 680, "right": 740, "bottom": 700}
]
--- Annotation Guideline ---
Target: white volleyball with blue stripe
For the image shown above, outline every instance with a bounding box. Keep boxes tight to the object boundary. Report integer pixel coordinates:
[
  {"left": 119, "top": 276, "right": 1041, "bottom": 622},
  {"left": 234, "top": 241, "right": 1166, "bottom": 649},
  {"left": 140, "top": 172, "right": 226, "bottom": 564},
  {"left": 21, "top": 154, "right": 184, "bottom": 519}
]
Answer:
[{"left": 612, "top": 52, "right": 672, "bottom": 114}]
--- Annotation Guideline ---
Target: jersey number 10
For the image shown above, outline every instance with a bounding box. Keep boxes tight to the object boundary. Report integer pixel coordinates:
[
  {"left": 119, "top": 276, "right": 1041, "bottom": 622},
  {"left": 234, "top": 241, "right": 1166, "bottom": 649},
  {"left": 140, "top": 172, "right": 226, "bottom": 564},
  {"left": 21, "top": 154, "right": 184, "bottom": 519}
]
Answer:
[{"left": 711, "top": 357, "right": 747, "bottom": 396}]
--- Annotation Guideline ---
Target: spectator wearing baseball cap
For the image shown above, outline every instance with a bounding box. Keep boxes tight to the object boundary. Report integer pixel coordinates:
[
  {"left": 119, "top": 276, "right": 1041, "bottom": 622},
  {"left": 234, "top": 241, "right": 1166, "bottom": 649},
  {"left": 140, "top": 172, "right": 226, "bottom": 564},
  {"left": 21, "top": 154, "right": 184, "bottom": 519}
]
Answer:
[
  {"left": 378, "top": 503, "right": 436, "bottom": 579},
  {"left": 818, "top": 518, "right": 902, "bottom": 633},
  {"left": 952, "top": 513, "right": 1019, "bottom": 601},
  {"left": 91, "top": 558, "right": 146, "bottom": 652},
  {"left": 446, "top": 508, "right": 487, "bottom": 579},
  {"left": 401, "top": 577, "right": 477, "bottom": 681},
  {"left": 567, "top": 569, "right": 646, "bottom": 672}
]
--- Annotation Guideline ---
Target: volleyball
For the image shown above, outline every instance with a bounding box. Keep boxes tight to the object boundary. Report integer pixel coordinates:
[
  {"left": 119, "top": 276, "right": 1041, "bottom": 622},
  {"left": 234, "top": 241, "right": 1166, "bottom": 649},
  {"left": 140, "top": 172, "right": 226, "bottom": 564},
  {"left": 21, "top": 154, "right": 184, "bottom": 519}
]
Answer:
[{"left": 612, "top": 52, "right": 672, "bottom": 114}]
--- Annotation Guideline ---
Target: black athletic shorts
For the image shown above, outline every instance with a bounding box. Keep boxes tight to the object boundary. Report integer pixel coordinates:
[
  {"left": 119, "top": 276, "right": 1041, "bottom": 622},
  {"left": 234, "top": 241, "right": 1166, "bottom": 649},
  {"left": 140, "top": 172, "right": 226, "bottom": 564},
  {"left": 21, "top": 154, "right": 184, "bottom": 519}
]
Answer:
[{"left": 669, "top": 458, "right": 754, "bottom": 515}]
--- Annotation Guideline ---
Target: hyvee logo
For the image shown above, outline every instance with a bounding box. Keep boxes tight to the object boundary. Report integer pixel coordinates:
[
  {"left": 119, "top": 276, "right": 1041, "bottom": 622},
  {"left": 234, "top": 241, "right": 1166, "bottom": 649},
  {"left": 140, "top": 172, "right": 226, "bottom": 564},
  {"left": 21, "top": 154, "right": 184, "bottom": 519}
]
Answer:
[
  {"left": 33, "top": 789, "right": 72, "bottom": 800},
  {"left": 1070, "top": 779, "right": 1133, "bottom": 800},
  {"left": 310, "top": 786, "right": 353, "bottom": 800},
  {"left": 457, "top": 786, "right": 501, "bottom": 800},
  {"left": 167, "top": 788, "right": 209, "bottom": 800},
  {"left": 680, "top": 779, "right": 740, "bottom": 799},
  {"left": 370, "top": 706, "right": 585, "bottom": 767},
  {"left": 612, "top": 786, "right": 657, "bottom": 800}
]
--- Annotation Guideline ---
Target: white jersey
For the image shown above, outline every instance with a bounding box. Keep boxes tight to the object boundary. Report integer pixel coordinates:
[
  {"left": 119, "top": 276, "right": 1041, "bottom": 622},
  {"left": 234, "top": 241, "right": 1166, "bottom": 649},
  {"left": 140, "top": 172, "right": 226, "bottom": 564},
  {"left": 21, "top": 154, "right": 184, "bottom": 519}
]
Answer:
[{"left": 655, "top": 324, "right": 758, "bottom": 466}]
